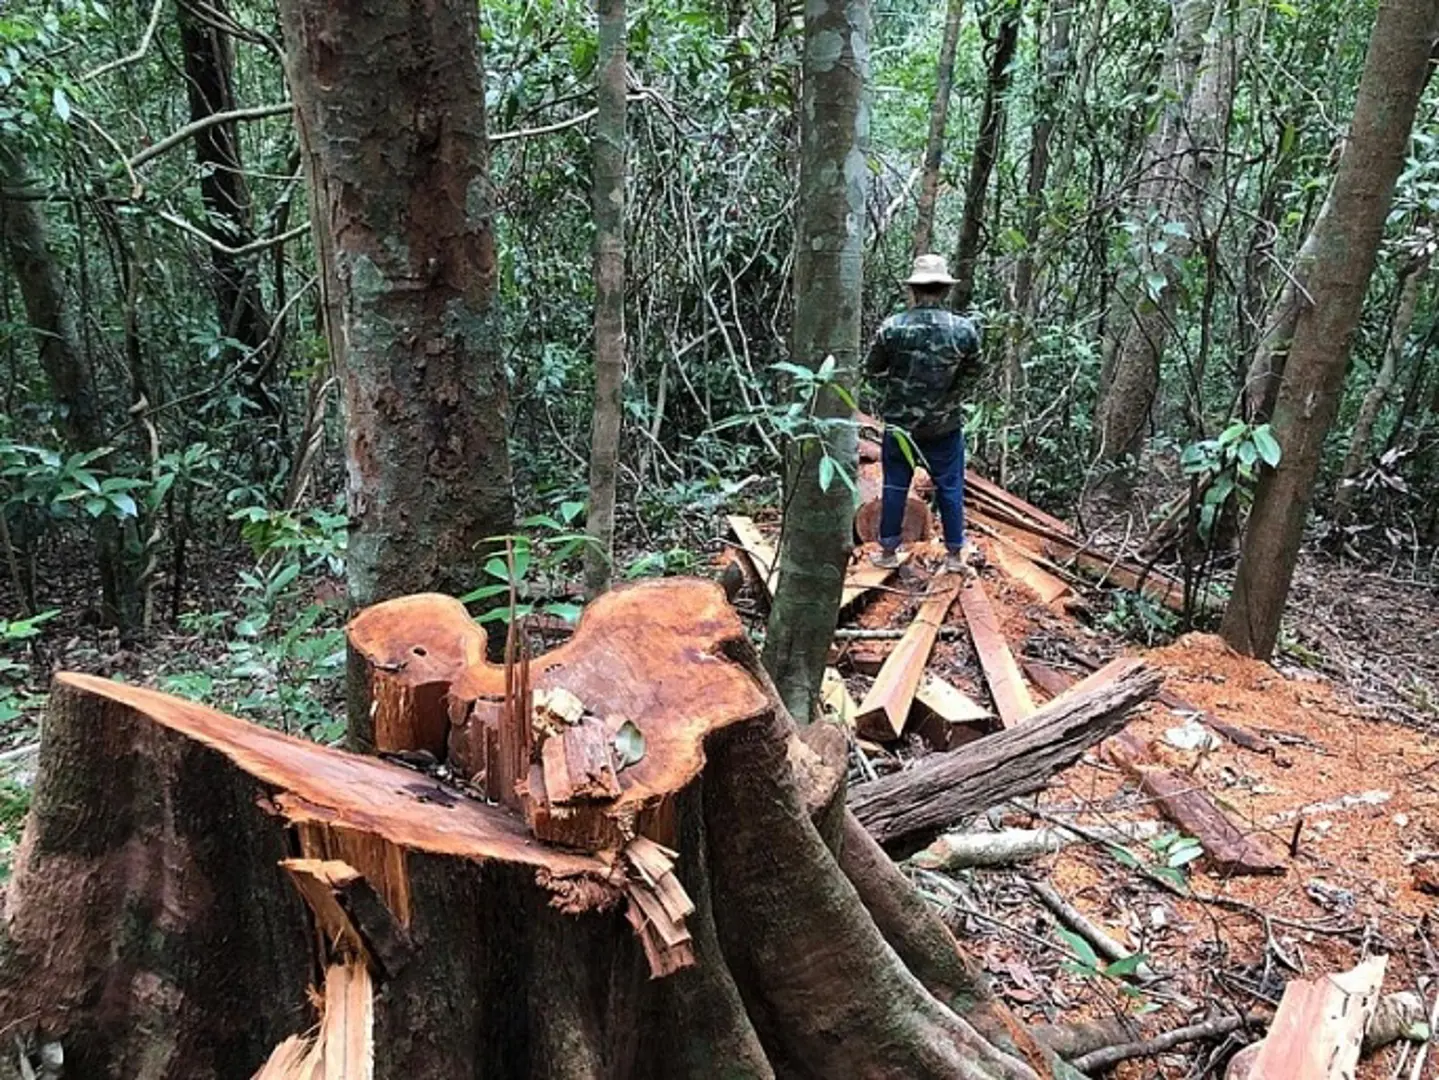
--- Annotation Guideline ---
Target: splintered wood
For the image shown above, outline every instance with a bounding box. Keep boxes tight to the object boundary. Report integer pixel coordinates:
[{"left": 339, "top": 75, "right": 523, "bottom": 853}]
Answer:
[
  {"left": 623, "top": 836, "right": 697, "bottom": 978},
  {"left": 252, "top": 960, "right": 375, "bottom": 1080},
  {"left": 958, "top": 578, "right": 1035, "bottom": 728},
  {"left": 281, "top": 859, "right": 412, "bottom": 979},
  {"left": 523, "top": 691, "right": 631, "bottom": 850},
  {"left": 1232, "top": 956, "right": 1387, "bottom": 1080},
  {"left": 855, "top": 576, "right": 962, "bottom": 741}
]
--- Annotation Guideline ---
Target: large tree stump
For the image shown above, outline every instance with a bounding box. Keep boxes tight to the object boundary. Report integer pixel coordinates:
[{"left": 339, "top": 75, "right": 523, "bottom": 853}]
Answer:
[{"left": 0, "top": 579, "right": 1077, "bottom": 1080}]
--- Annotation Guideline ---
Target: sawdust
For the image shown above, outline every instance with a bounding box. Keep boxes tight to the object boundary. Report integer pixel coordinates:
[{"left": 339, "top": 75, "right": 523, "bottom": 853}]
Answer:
[{"left": 732, "top": 513, "right": 1439, "bottom": 1075}]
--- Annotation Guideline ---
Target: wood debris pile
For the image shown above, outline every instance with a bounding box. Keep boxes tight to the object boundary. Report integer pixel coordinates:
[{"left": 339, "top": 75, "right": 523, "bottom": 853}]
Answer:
[{"left": 725, "top": 464, "right": 1439, "bottom": 1077}]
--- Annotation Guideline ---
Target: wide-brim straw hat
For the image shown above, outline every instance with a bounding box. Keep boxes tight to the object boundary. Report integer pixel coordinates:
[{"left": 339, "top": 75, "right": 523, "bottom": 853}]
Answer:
[{"left": 905, "top": 253, "right": 957, "bottom": 286}]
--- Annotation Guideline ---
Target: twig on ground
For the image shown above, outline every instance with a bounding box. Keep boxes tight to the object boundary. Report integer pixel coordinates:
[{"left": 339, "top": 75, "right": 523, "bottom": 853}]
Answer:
[
  {"left": 1069, "top": 1013, "right": 1259, "bottom": 1073},
  {"left": 1026, "top": 877, "right": 1160, "bottom": 983}
]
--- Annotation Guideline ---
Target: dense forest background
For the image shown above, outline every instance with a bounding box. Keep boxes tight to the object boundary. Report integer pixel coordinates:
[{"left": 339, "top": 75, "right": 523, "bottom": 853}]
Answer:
[{"left": 2, "top": 0, "right": 1437, "bottom": 758}]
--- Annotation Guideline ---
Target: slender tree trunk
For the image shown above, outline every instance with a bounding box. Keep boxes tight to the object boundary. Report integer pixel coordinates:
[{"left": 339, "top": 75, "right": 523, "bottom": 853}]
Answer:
[
  {"left": 911, "top": 0, "right": 965, "bottom": 259},
  {"left": 950, "top": 6, "right": 1020, "bottom": 312},
  {"left": 1332, "top": 247, "right": 1431, "bottom": 524},
  {"left": 762, "top": 0, "right": 869, "bottom": 724},
  {"left": 176, "top": 0, "right": 276, "bottom": 415},
  {"left": 583, "top": 0, "right": 628, "bottom": 596},
  {"left": 1002, "top": 0, "right": 1074, "bottom": 485},
  {"left": 1241, "top": 183, "right": 1334, "bottom": 424},
  {"left": 279, "top": 0, "right": 515, "bottom": 619},
  {"left": 0, "top": 141, "right": 140, "bottom": 632},
  {"left": 1093, "top": 0, "right": 1227, "bottom": 464},
  {"left": 1221, "top": 0, "right": 1439, "bottom": 659}
]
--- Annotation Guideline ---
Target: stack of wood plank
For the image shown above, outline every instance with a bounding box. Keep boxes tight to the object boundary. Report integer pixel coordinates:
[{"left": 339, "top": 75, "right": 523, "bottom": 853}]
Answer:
[{"left": 726, "top": 464, "right": 1284, "bottom": 875}]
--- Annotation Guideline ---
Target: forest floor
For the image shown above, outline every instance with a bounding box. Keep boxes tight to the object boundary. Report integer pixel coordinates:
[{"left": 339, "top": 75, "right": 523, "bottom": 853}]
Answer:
[
  {"left": 735, "top": 524, "right": 1439, "bottom": 1080},
  {"left": 1, "top": 515, "right": 1437, "bottom": 1075}
]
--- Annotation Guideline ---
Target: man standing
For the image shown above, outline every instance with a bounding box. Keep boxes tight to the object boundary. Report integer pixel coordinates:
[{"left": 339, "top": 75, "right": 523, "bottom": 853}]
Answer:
[{"left": 865, "top": 254, "right": 982, "bottom": 574}]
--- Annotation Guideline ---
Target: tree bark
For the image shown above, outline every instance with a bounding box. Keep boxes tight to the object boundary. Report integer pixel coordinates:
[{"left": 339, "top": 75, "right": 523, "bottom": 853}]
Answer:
[
  {"left": 762, "top": 0, "right": 868, "bottom": 724},
  {"left": 911, "top": 0, "right": 965, "bottom": 259},
  {"left": 0, "top": 579, "right": 1065, "bottom": 1080},
  {"left": 1332, "top": 246, "right": 1430, "bottom": 523},
  {"left": 176, "top": 0, "right": 276, "bottom": 415},
  {"left": 1241, "top": 182, "right": 1336, "bottom": 424},
  {"left": 583, "top": 0, "right": 628, "bottom": 597},
  {"left": 1221, "top": 0, "right": 1439, "bottom": 659},
  {"left": 279, "top": 0, "right": 515, "bottom": 613},
  {"left": 949, "top": 6, "right": 1020, "bottom": 313},
  {"left": 1093, "top": 0, "right": 1228, "bottom": 464}
]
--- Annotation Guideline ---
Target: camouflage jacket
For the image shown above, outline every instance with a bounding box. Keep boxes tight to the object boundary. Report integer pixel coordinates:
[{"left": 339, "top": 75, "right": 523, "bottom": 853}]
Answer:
[{"left": 864, "top": 303, "right": 981, "bottom": 438}]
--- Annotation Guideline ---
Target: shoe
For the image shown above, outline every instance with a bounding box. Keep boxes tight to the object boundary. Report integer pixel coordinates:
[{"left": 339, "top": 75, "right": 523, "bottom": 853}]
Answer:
[
  {"left": 944, "top": 542, "right": 984, "bottom": 577},
  {"left": 870, "top": 548, "right": 901, "bottom": 569},
  {"left": 944, "top": 552, "right": 974, "bottom": 576}
]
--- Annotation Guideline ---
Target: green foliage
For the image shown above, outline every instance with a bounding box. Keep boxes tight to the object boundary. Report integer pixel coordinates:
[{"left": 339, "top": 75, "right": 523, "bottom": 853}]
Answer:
[
  {"left": 1179, "top": 421, "right": 1282, "bottom": 539},
  {"left": 0, "top": 609, "right": 56, "bottom": 725},
  {"left": 1054, "top": 924, "right": 1152, "bottom": 1001},
  {"left": 1100, "top": 589, "right": 1179, "bottom": 646},
  {"left": 1106, "top": 830, "right": 1205, "bottom": 894},
  {"left": 460, "top": 500, "right": 593, "bottom": 625}
]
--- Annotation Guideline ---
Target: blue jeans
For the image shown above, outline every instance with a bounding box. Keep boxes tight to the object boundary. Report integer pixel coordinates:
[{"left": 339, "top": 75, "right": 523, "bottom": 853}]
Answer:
[{"left": 881, "top": 428, "right": 966, "bottom": 553}]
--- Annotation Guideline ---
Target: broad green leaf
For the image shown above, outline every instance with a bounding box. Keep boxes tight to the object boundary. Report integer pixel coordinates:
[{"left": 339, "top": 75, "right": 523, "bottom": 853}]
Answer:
[
  {"left": 458, "top": 582, "right": 511, "bottom": 603},
  {"left": 51, "top": 86, "right": 69, "bottom": 123},
  {"left": 1217, "top": 420, "right": 1247, "bottom": 448},
  {"left": 560, "top": 500, "right": 586, "bottom": 525},
  {"left": 1106, "top": 843, "right": 1141, "bottom": 870},
  {"left": 544, "top": 601, "right": 584, "bottom": 624},
  {"left": 818, "top": 454, "right": 835, "bottom": 492},
  {"left": 1055, "top": 927, "right": 1100, "bottom": 970},
  {"left": 1253, "top": 425, "right": 1282, "bottom": 467},
  {"left": 1102, "top": 952, "right": 1148, "bottom": 978},
  {"left": 108, "top": 492, "right": 137, "bottom": 518}
]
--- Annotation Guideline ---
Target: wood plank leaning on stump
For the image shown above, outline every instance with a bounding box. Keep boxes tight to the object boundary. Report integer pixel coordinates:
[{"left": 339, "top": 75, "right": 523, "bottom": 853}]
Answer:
[{"left": 849, "top": 658, "right": 1162, "bottom": 852}]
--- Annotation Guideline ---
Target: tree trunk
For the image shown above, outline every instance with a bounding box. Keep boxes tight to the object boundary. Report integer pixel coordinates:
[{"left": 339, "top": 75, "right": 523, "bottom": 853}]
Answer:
[
  {"left": 0, "top": 580, "right": 1069, "bottom": 1080},
  {"left": 1002, "top": 0, "right": 1074, "bottom": 484},
  {"left": 1332, "top": 247, "right": 1430, "bottom": 523},
  {"left": 582, "top": 0, "right": 628, "bottom": 597},
  {"left": 0, "top": 141, "right": 140, "bottom": 631},
  {"left": 762, "top": 0, "right": 868, "bottom": 724},
  {"left": 949, "top": 7, "right": 1020, "bottom": 313},
  {"left": 279, "top": 0, "right": 515, "bottom": 614},
  {"left": 176, "top": 0, "right": 277, "bottom": 415},
  {"left": 1241, "top": 184, "right": 1335, "bottom": 424},
  {"left": 1221, "top": 0, "right": 1439, "bottom": 660},
  {"left": 911, "top": 0, "right": 965, "bottom": 259},
  {"left": 1093, "top": 0, "right": 1227, "bottom": 464}
]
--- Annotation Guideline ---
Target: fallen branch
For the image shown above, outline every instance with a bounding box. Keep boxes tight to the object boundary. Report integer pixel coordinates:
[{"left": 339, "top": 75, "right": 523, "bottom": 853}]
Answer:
[
  {"left": 1071, "top": 1013, "right": 1256, "bottom": 1073},
  {"left": 909, "top": 821, "right": 1162, "bottom": 870},
  {"left": 850, "top": 659, "right": 1161, "bottom": 851}
]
